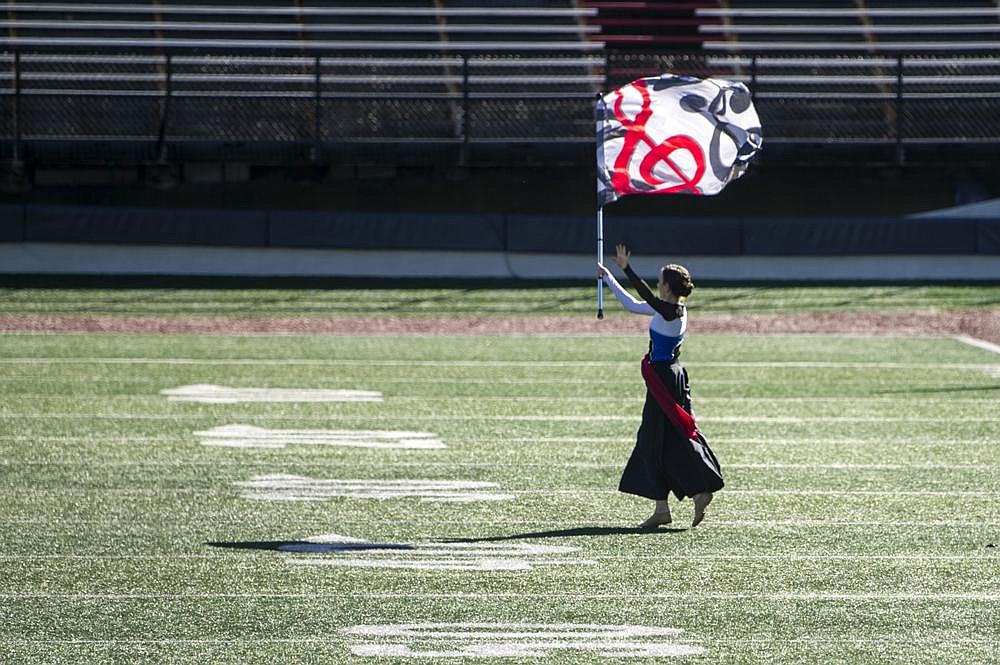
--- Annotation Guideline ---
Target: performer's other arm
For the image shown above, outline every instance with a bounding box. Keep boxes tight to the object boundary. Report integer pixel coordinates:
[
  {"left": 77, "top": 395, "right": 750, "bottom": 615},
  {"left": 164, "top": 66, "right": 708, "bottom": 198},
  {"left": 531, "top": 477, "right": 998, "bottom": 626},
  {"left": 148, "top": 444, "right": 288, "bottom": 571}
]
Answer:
[{"left": 597, "top": 263, "right": 654, "bottom": 315}]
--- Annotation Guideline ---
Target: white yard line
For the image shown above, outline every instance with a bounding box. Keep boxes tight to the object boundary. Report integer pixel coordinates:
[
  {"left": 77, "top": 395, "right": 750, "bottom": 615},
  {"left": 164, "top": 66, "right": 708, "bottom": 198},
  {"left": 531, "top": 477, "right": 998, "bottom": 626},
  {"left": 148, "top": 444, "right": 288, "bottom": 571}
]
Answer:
[
  {"left": 6, "top": 392, "right": 999, "bottom": 402},
  {"left": 1, "top": 488, "right": 997, "bottom": 497},
  {"left": 0, "top": 637, "right": 990, "bottom": 649},
  {"left": 1, "top": 435, "right": 995, "bottom": 446},
  {"left": 954, "top": 335, "right": 1000, "bottom": 355},
  {"left": 194, "top": 425, "right": 446, "bottom": 450},
  {"left": 4, "top": 413, "right": 1000, "bottom": 423},
  {"left": 2, "top": 460, "right": 997, "bottom": 471},
  {"left": 4, "top": 517, "right": 997, "bottom": 528},
  {"left": 1, "top": 357, "right": 996, "bottom": 370},
  {"left": 162, "top": 385, "right": 383, "bottom": 403},
  {"left": 5, "top": 394, "right": 1000, "bottom": 404},
  {"left": 0, "top": 592, "right": 996, "bottom": 601},
  {"left": 0, "top": 552, "right": 990, "bottom": 561},
  {"left": 3, "top": 394, "right": 999, "bottom": 404}
]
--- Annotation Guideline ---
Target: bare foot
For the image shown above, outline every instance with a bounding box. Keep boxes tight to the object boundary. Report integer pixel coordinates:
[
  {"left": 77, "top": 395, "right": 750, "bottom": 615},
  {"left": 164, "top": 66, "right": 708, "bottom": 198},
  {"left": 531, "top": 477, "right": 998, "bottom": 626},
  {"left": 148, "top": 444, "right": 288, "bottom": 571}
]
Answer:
[
  {"left": 691, "top": 492, "right": 713, "bottom": 527},
  {"left": 639, "top": 510, "right": 672, "bottom": 529}
]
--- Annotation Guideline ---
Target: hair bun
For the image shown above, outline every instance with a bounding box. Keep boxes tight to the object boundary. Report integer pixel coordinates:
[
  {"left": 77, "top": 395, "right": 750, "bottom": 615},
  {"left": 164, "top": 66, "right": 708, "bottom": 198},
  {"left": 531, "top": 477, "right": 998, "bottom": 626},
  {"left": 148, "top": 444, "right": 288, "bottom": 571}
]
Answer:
[{"left": 661, "top": 264, "right": 694, "bottom": 297}]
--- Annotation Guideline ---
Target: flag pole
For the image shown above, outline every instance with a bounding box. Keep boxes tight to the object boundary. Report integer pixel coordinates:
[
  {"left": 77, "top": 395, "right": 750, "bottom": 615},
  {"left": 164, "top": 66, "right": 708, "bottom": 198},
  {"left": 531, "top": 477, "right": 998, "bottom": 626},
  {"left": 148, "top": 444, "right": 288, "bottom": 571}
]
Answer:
[
  {"left": 596, "top": 205, "right": 604, "bottom": 319},
  {"left": 595, "top": 91, "right": 605, "bottom": 320}
]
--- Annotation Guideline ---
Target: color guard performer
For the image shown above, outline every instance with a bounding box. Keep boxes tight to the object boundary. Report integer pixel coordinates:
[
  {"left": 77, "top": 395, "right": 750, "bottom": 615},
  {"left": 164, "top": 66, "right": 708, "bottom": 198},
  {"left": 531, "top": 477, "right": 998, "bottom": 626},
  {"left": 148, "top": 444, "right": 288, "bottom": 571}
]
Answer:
[{"left": 597, "top": 244, "right": 724, "bottom": 528}]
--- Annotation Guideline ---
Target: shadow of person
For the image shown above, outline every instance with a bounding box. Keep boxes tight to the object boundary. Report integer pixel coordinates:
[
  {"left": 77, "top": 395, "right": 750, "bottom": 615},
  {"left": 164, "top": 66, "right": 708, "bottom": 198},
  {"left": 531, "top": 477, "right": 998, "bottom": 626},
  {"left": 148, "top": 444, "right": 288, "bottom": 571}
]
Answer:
[{"left": 445, "top": 525, "right": 686, "bottom": 544}]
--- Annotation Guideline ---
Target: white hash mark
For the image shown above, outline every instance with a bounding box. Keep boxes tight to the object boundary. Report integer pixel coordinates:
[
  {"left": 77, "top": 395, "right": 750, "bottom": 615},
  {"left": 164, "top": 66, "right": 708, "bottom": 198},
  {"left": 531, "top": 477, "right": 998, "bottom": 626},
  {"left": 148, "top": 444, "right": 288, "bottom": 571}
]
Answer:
[
  {"left": 278, "top": 534, "right": 593, "bottom": 572},
  {"left": 161, "top": 384, "right": 382, "bottom": 403},
  {"left": 234, "top": 475, "right": 513, "bottom": 503},
  {"left": 341, "top": 623, "right": 705, "bottom": 658},
  {"left": 195, "top": 425, "right": 445, "bottom": 449}
]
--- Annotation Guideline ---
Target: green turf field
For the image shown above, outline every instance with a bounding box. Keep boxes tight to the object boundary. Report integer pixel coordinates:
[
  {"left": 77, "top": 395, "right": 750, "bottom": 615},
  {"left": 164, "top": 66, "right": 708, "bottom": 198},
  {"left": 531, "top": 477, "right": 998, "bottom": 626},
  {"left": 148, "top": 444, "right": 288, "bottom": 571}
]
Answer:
[
  {"left": 1, "top": 287, "right": 998, "bottom": 663},
  {"left": 1, "top": 282, "right": 997, "bottom": 316}
]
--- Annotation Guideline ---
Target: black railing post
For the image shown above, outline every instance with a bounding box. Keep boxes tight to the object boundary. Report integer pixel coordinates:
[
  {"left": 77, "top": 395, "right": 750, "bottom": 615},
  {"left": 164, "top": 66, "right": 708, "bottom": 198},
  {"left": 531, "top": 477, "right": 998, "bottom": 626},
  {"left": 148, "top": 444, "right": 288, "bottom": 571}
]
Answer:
[
  {"left": 155, "top": 53, "right": 172, "bottom": 163},
  {"left": 143, "top": 53, "right": 178, "bottom": 189},
  {"left": 312, "top": 55, "right": 322, "bottom": 162},
  {"left": 750, "top": 54, "right": 758, "bottom": 105},
  {"left": 460, "top": 53, "right": 469, "bottom": 166},
  {"left": 12, "top": 50, "right": 22, "bottom": 165},
  {"left": 895, "top": 54, "right": 905, "bottom": 166}
]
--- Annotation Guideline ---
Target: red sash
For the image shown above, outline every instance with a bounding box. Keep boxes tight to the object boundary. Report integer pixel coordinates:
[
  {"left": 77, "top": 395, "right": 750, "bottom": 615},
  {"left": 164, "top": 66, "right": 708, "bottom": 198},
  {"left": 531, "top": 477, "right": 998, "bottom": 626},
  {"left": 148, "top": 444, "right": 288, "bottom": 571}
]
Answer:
[{"left": 640, "top": 353, "right": 698, "bottom": 440}]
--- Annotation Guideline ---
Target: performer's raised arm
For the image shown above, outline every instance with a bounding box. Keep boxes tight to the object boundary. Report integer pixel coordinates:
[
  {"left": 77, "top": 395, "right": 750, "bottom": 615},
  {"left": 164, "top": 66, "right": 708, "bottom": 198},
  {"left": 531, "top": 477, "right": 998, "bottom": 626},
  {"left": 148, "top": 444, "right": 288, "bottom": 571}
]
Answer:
[{"left": 611, "top": 244, "right": 683, "bottom": 321}]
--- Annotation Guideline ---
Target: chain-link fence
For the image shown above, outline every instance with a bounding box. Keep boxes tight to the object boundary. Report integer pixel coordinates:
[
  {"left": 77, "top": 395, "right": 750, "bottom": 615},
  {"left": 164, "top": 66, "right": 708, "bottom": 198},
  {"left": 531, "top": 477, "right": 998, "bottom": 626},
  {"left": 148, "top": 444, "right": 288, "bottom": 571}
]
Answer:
[{"left": 1, "top": 50, "right": 998, "bottom": 166}]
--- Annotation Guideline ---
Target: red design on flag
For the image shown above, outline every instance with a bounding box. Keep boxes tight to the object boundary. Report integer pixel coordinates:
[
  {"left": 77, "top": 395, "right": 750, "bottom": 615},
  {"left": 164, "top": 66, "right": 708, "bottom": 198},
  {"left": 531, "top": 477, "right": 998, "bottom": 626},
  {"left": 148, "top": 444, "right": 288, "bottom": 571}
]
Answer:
[
  {"left": 610, "top": 78, "right": 706, "bottom": 196},
  {"left": 597, "top": 73, "right": 762, "bottom": 206}
]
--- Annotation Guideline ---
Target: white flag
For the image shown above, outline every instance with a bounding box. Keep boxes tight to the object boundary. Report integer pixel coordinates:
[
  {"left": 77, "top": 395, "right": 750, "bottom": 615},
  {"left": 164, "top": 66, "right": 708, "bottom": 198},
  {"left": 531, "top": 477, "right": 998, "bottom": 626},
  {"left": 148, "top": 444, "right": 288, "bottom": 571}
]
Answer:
[{"left": 597, "top": 73, "right": 763, "bottom": 206}]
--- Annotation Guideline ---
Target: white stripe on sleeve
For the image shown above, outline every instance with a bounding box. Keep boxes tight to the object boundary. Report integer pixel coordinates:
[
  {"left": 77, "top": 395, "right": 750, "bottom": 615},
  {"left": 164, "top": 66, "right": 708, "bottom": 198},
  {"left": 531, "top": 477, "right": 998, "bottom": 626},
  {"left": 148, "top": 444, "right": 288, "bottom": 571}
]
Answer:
[{"left": 602, "top": 269, "right": 655, "bottom": 316}]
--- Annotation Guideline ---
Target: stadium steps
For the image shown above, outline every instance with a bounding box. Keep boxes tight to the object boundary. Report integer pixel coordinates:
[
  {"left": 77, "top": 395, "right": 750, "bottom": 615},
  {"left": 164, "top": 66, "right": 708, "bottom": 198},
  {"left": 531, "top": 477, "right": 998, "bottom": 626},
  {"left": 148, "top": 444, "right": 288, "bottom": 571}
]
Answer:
[{"left": 581, "top": 1, "right": 720, "bottom": 48}]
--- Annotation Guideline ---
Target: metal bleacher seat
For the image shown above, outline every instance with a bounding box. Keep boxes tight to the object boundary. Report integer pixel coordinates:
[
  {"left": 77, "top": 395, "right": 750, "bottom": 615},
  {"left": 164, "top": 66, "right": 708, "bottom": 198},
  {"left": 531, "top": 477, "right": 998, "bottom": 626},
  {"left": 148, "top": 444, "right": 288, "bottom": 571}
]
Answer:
[
  {"left": 0, "top": 1, "right": 607, "bottom": 163},
  {"left": 682, "top": 1, "right": 1000, "bottom": 159},
  {"left": 0, "top": 1, "right": 601, "bottom": 52},
  {"left": 696, "top": 0, "right": 1000, "bottom": 53},
  {"left": 2, "top": 1, "right": 997, "bottom": 168}
]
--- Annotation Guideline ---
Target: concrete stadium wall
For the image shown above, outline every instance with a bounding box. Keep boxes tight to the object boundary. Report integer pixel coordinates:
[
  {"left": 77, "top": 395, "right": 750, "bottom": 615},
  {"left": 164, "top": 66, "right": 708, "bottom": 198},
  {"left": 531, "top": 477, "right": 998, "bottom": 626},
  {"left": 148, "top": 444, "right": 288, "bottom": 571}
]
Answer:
[{"left": 1, "top": 204, "right": 998, "bottom": 282}]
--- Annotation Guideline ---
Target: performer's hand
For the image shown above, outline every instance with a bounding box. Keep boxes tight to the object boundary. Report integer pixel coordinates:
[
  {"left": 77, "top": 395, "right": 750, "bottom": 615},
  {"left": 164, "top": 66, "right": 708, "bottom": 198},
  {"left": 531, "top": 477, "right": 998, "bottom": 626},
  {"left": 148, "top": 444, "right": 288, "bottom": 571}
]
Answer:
[
  {"left": 596, "top": 263, "right": 609, "bottom": 279},
  {"left": 613, "top": 244, "right": 631, "bottom": 268}
]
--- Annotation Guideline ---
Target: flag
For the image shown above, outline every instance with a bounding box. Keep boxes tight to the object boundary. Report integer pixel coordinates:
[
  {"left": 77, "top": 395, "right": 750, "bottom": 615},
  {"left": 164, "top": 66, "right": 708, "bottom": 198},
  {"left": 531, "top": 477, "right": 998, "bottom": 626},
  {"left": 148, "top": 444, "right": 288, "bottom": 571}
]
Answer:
[{"left": 597, "top": 73, "right": 763, "bottom": 206}]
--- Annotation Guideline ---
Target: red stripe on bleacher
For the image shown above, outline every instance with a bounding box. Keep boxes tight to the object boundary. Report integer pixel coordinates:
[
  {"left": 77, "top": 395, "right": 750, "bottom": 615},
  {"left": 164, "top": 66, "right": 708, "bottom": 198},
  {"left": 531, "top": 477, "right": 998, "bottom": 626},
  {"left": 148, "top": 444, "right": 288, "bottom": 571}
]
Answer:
[
  {"left": 582, "top": 2, "right": 718, "bottom": 10},
  {"left": 586, "top": 18, "right": 720, "bottom": 27}
]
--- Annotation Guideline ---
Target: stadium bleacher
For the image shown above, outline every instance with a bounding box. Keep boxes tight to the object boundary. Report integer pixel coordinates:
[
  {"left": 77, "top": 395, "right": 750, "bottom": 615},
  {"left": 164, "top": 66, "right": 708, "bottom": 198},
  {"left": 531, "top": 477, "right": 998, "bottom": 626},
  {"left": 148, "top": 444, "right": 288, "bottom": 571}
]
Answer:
[
  {"left": 0, "top": 1, "right": 998, "bottom": 173},
  {"left": 686, "top": 2, "right": 1000, "bottom": 161},
  {"left": 696, "top": 1, "right": 1000, "bottom": 53},
  {"left": 0, "top": 2, "right": 599, "bottom": 52},
  {"left": 0, "top": 2, "right": 605, "bottom": 167}
]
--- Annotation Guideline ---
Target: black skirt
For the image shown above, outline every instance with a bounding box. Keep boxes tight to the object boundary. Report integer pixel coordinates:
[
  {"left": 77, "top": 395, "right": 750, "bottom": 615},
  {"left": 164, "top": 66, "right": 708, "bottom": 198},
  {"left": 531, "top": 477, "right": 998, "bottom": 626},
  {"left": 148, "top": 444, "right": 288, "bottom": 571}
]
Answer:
[{"left": 618, "top": 360, "right": 725, "bottom": 501}]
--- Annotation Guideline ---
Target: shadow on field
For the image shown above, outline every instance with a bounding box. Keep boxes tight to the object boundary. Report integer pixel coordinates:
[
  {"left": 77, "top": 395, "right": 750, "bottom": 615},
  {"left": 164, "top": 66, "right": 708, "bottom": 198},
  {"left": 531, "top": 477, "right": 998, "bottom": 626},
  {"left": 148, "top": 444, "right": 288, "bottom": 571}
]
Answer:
[
  {"left": 206, "top": 540, "right": 414, "bottom": 553},
  {"left": 446, "top": 525, "right": 687, "bottom": 544}
]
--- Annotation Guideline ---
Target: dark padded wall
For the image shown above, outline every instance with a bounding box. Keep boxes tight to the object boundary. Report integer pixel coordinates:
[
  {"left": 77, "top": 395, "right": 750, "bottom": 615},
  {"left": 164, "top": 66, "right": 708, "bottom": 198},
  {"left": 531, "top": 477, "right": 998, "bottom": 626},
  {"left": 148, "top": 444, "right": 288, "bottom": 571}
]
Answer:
[{"left": 1, "top": 204, "right": 997, "bottom": 255}]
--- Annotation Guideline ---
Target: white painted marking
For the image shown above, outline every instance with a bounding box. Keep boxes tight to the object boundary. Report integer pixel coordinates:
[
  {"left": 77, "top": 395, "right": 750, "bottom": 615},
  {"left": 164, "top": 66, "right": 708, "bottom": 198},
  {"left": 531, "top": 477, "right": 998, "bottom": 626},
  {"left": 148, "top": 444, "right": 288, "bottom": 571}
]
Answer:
[
  {"left": 2, "top": 592, "right": 997, "bottom": 602},
  {"left": 954, "top": 335, "right": 1000, "bottom": 355},
  {"left": 8, "top": 412, "right": 1000, "bottom": 424},
  {"left": 234, "top": 475, "right": 513, "bottom": 503},
  {"left": 280, "top": 533, "right": 592, "bottom": 571},
  {"left": 5, "top": 487, "right": 997, "bottom": 498},
  {"left": 292, "top": 556, "right": 597, "bottom": 572},
  {"left": 1, "top": 434, "right": 995, "bottom": 447},
  {"left": 7, "top": 459, "right": 993, "bottom": 471},
  {"left": 724, "top": 462, "right": 994, "bottom": 470},
  {"left": 0, "top": 636, "right": 994, "bottom": 647},
  {"left": 294, "top": 532, "right": 368, "bottom": 544},
  {"left": 161, "top": 384, "right": 382, "bottom": 403},
  {"left": 341, "top": 623, "right": 705, "bottom": 658},
  {"left": 3, "top": 357, "right": 997, "bottom": 371},
  {"left": 194, "top": 425, "right": 445, "bottom": 450},
  {"left": 0, "top": 552, "right": 990, "bottom": 563}
]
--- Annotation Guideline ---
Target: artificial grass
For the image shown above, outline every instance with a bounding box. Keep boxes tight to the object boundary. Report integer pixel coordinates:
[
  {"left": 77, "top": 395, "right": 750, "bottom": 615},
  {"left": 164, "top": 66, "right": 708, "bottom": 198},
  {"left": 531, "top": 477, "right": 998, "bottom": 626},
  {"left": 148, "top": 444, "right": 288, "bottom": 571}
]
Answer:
[
  {"left": 1, "top": 283, "right": 998, "bottom": 317},
  {"left": 0, "top": 330, "right": 997, "bottom": 663}
]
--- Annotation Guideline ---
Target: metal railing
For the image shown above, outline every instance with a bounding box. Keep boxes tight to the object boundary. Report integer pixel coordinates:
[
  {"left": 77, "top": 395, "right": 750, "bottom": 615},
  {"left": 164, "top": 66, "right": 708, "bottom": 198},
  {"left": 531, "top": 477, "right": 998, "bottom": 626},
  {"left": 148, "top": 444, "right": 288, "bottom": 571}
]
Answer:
[{"left": 2, "top": 49, "right": 999, "bottom": 167}]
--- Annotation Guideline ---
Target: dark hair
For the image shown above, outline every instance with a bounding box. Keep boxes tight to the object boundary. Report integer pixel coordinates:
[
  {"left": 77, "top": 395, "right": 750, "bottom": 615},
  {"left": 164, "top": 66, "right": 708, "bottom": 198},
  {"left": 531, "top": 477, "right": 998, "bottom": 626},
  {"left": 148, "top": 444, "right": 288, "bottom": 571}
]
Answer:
[{"left": 660, "top": 264, "right": 694, "bottom": 298}]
